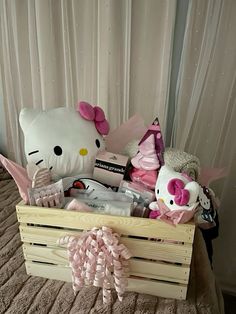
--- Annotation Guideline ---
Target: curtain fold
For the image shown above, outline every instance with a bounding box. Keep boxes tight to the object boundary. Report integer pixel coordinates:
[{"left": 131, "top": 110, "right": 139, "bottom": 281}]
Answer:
[
  {"left": 172, "top": 0, "right": 236, "bottom": 293},
  {"left": 0, "top": 0, "right": 176, "bottom": 164}
]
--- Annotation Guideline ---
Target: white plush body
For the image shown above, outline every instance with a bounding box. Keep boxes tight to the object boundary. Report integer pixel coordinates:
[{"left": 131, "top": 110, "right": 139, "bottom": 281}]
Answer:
[
  {"left": 19, "top": 107, "right": 105, "bottom": 178},
  {"left": 150, "top": 165, "right": 200, "bottom": 212}
]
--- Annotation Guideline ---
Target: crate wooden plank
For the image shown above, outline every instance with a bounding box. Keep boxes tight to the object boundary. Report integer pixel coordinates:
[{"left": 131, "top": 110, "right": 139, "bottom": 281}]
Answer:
[
  {"left": 129, "top": 259, "right": 189, "bottom": 284},
  {"left": 22, "top": 244, "right": 190, "bottom": 284},
  {"left": 25, "top": 261, "right": 187, "bottom": 299},
  {"left": 128, "top": 278, "right": 187, "bottom": 300},
  {"left": 16, "top": 202, "right": 195, "bottom": 243},
  {"left": 19, "top": 224, "right": 193, "bottom": 264}
]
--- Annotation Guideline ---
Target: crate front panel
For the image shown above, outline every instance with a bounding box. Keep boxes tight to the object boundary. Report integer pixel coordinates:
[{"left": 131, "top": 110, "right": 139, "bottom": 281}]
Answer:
[
  {"left": 16, "top": 203, "right": 195, "bottom": 243},
  {"left": 16, "top": 202, "right": 195, "bottom": 300},
  {"left": 25, "top": 261, "right": 188, "bottom": 300}
]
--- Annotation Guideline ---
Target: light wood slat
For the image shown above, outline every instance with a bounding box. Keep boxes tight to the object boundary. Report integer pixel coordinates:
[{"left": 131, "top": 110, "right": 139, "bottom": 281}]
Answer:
[
  {"left": 25, "top": 261, "right": 187, "bottom": 299},
  {"left": 25, "top": 260, "right": 72, "bottom": 283},
  {"left": 128, "top": 278, "right": 187, "bottom": 299},
  {"left": 16, "top": 202, "right": 195, "bottom": 243},
  {"left": 22, "top": 244, "right": 189, "bottom": 284},
  {"left": 19, "top": 224, "right": 192, "bottom": 264},
  {"left": 129, "top": 259, "right": 189, "bottom": 284}
]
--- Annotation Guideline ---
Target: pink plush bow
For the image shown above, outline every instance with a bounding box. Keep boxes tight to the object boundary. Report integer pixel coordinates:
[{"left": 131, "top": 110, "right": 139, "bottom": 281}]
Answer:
[
  {"left": 167, "top": 178, "right": 190, "bottom": 206},
  {"left": 77, "top": 101, "right": 110, "bottom": 135}
]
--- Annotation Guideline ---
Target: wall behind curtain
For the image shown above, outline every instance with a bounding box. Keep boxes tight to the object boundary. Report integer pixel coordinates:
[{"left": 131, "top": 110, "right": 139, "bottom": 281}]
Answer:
[
  {"left": 0, "top": 0, "right": 176, "bottom": 164},
  {"left": 172, "top": 0, "right": 236, "bottom": 293}
]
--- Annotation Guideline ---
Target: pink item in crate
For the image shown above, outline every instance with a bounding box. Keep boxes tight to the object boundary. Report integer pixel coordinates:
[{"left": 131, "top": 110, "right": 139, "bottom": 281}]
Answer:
[
  {"left": 58, "top": 227, "right": 131, "bottom": 304},
  {"left": 150, "top": 199, "right": 196, "bottom": 225},
  {"left": 130, "top": 133, "right": 159, "bottom": 189},
  {"left": 93, "top": 151, "right": 129, "bottom": 188},
  {"left": 131, "top": 134, "right": 160, "bottom": 170},
  {"left": 167, "top": 178, "right": 190, "bottom": 206},
  {"left": 149, "top": 166, "right": 200, "bottom": 225},
  {"left": 129, "top": 168, "right": 157, "bottom": 190},
  {"left": 65, "top": 198, "right": 92, "bottom": 212},
  {"left": 130, "top": 118, "right": 165, "bottom": 189},
  {"left": 28, "top": 180, "right": 64, "bottom": 208},
  {"left": 138, "top": 117, "right": 165, "bottom": 166},
  {"left": 77, "top": 101, "right": 110, "bottom": 135}
]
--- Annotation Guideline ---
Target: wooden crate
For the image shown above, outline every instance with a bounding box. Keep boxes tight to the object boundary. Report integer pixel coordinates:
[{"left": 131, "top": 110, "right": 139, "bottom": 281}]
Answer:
[{"left": 16, "top": 201, "right": 195, "bottom": 300}]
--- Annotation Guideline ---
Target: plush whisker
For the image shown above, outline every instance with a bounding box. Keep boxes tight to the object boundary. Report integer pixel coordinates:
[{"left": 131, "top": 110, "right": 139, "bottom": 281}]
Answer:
[
  {"left": 36, "top": 159, "right": 43, "bottom": 165},
  {"left": 28, "top": 150, "right": 39, "bottom": 156}
]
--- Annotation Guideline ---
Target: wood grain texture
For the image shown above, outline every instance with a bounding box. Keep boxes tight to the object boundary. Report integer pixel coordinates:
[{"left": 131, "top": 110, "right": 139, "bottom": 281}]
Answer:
[
  {"left": 16, "top": 202, "right": 195, "bottom": 243},
  {"left": 22, "top": 244, "right": 189, "bottom": 284},
  {"left": 16, "top": 201, "right": 195, "bottom": 300},
  {"left": 25, "top": 261, "right": 187, "bottom": 300},
  {"left": 19, "top": 224, "right": 193, "bottom": 264}
]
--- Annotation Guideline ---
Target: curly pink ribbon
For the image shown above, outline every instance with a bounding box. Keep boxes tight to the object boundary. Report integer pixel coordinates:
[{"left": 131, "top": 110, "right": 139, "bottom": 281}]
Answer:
[
  {"left": 58, "top": 226, "right": 131, "bottom": 304},
  {"left": 167, "top": 178, "right": 190, "bottom": 206},
  {"left": 76, "top": 101, "right": 110, "bottom": 135}
]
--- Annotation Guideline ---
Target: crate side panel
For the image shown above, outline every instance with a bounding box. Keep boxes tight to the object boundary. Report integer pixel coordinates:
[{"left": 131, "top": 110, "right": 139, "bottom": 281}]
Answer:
[
  {"left": 20, "top": 225, "right": 193, "bottom": 264},
  {"left": 16, "top": 203, "right": 195, "bottom": 243},
  {"left": 25, "top": 261, "right": 187, "bottom": 299},
  {"left": 23, "top": 244, "right": 190, "bottom": 284}
]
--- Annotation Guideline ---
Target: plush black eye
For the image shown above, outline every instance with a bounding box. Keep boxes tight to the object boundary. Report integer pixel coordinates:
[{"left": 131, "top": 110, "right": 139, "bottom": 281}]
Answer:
[
  {"left": 95, "top": 139, "right": 100, "bottom": 148},
  {"left": 170, "top": 200, "right": 174, "bottom": 205},
  {"left": 54, "top": 146, "right": 62, "bottom": 156},
  {"left": 157, "top": 189, "right": 159, "bottom": 194}
]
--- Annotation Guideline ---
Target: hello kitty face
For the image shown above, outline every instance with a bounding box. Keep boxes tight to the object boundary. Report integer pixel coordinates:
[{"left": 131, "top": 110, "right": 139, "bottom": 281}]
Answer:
[
  {"left": 19, "top": 104, "right": 108, "bottom": 178},
  {"left": 199, "top": 186, "right": 211, "bottom": 210},
  {"left": 155, "top": 165, "right": 200, "bottom": 211}
]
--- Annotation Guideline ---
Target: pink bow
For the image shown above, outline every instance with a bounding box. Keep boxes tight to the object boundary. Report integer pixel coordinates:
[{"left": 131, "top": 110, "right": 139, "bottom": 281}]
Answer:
[
  {"left": 58, "top": 226, "right": 131, "bottom": 304},
  {"left": 167, "top": 178, "right": 190, "bottom": 206},
  {"left": 77, "top": 101, "right": 110, "bottom": 135}
]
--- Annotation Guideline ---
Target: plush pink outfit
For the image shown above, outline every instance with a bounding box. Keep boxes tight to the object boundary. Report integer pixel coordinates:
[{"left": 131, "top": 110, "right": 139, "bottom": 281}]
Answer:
[{"left": 149, "top": 199, "right": 197, "bottom": 225}]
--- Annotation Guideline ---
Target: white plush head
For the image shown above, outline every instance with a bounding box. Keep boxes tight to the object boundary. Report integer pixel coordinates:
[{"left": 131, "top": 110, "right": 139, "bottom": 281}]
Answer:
[
  {"left": 19, "top": 103, "right": 109, "bottom": 178},
  {"left": 155, "top": 165, "right": 199, "bottom": 211}
]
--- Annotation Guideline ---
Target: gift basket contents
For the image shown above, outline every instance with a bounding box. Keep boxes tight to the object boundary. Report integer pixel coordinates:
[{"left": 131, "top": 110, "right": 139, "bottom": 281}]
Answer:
[{"left": 0, "top": 101, "right": 220, "bottom": 302}]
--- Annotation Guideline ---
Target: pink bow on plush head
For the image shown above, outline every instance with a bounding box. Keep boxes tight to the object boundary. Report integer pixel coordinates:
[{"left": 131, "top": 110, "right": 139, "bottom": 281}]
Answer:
[
  {"left": 167, "top": 178, "right": 190, "bottom": 206},
  {"left": 77, "top": 101, "right": 110, "bottom": 135}
]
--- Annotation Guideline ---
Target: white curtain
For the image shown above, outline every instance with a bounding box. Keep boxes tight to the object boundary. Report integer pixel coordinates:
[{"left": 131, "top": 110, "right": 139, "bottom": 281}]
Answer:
[
  {"left": 172, "top": 0, "right": 236, "bottom": 293},
  {"left": 0, "top": 0, "right": 176, "bottom": 164}
]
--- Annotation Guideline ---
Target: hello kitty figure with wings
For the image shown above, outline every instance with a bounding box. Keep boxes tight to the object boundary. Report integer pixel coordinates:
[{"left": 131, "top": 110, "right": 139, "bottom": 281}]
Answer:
[
  {"left": 19, "top": 101, "right": 109, "bottom": 180},
  {"left": 149, "top": 165, "right": 200, "bottom": 224}
]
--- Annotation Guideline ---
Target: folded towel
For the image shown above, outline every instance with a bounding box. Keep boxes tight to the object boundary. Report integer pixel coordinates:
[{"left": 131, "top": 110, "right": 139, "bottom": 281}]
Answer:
[{"left": 164, "top": 148, "right": 200, "bottom": 180}]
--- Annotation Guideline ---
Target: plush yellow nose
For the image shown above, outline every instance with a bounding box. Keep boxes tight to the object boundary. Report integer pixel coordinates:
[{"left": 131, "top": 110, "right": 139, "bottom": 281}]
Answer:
[
  {"left": 159, "top": 198, "right": 164, "bottom": 203},
  {"left": 79, "top": 148, "right": 88, "bottom": 156}
]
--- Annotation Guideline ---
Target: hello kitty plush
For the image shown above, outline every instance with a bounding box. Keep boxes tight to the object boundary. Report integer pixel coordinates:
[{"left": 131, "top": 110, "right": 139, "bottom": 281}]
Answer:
[
  {"left": 149, "top": 165, "right": 200, "bottom": 224},
  {"left": 19, "top": 101, "right": 109, "bottom": 179}
]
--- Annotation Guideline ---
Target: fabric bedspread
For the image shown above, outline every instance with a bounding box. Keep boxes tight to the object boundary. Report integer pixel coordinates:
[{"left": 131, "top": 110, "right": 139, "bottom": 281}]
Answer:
[{"left": 0, "top": 167, "right": 224, "bottom": 314}]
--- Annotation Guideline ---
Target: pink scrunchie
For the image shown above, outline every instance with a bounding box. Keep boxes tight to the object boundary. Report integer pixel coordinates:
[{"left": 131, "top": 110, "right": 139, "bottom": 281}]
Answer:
[{"left": 77, "top": 101, "right": 110, "bottom": 135}]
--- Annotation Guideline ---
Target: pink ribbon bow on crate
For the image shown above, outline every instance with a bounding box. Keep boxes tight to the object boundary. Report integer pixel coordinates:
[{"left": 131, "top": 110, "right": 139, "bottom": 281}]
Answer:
[{"left": 58, "top": 226, "right": 132, "bottom": 304}]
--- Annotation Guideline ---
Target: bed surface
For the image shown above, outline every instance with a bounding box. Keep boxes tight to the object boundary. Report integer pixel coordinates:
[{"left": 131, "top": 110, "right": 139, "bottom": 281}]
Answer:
[{"left": 0, "top": 167, "right": 224, "bottom": 314}]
